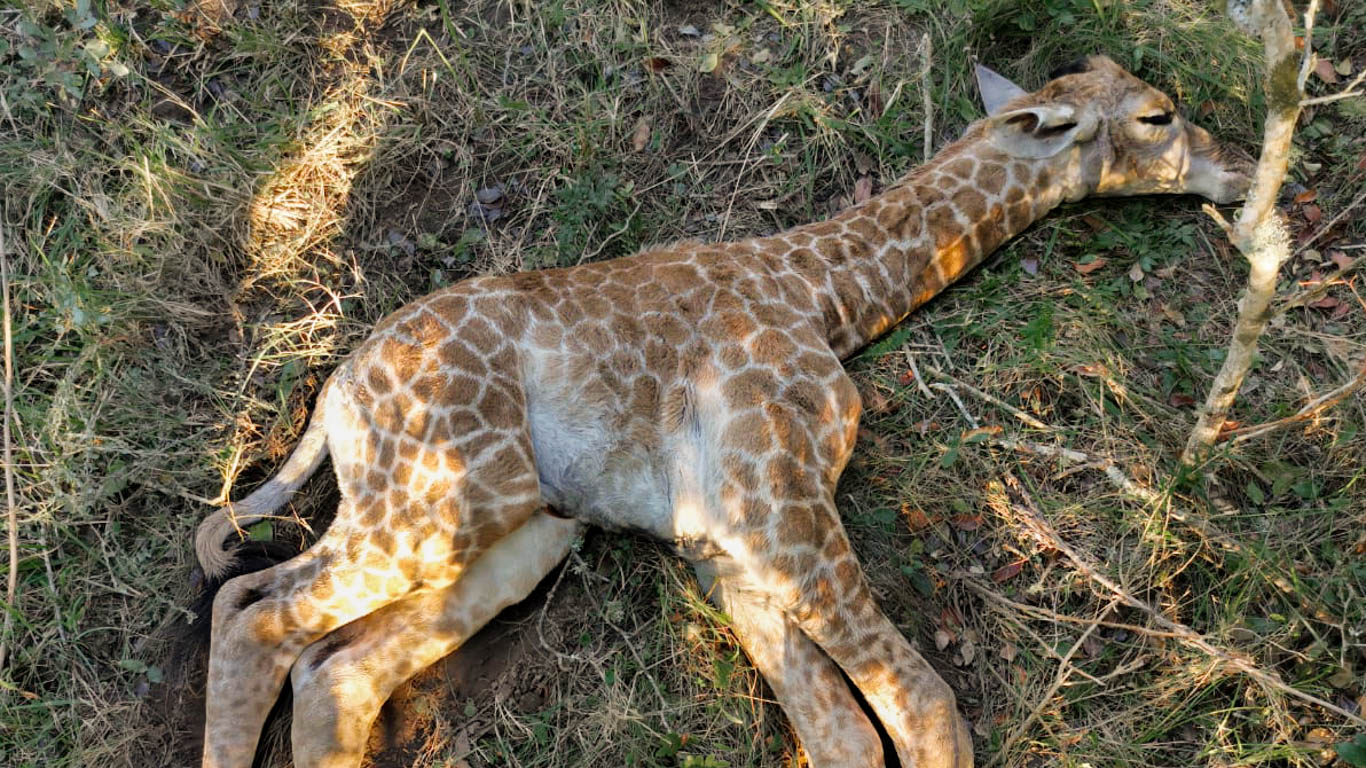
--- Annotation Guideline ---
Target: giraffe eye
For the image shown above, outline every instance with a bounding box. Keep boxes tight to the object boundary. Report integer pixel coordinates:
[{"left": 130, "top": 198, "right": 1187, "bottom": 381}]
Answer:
[{"left": 1138, "top": 112, "right": 1174, "bottom": 126}]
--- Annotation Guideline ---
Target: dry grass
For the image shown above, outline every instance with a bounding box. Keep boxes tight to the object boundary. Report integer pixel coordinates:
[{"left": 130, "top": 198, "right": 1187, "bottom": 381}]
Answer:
[{"left": 1, "top": 0, "right": 1363, "bottom": 767}]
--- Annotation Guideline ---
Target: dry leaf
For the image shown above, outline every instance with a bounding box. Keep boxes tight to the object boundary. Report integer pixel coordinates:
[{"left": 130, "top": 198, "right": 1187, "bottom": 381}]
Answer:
[
  {"left": 1336, "top": 58, "right": 1353, "bottom": 76},
  {"left": 1294, "top": 188, "right": 1318, "bottom": 204},
  {"left": 1330, "top": 250, "right": 1352, "bottom": 270},
  {"left": 1302, "top": 204, "right": 1323, "bottom": 223},
  {"left": 951, "top": 515, "right": 982, "bottom": 531},
  {"left": 991, "top": 560, "right": 1024, "bottom": 583},
  {"left": 1081, "top": 634, "right": 1104, "bottom": 659},
  {"left": 1127, "top": 262, "right": 1145, "bottom": 282},
  {"left": 1314, "top": 58, "right": 1340, "bottom": 84},
  {"left": 1309, "top": 296, "right": 1341, "bottom": 310},
  {"left": 1169, "top": 393, "right": 1197, "bottom": 408},
  {"left": 1021, "top": 256, "right": 1039, "bottom": 276},
  {"left": 898, "top": 369, "right": 916, "bottom": 387},
  {"left": 999, "top": 642, "right": 1018, "bottom": 662},
  {"left": 934, "top": 627, "right": 954, "bottom": 651},
  {"left": 1074, "top": 257, "right": 1107, "bottom": 275},
  {"left": 1328, "top": 666, "right": 1356, "bottom": 688},
  {"left": 630, "top": 117, "right": 652, "bottom": 152},
  {"left": 956, "top": 638, "right": 977, "bottom": 666},
  {"left": 902, "top": 504, "right": 936, "bottom": 532},
  {"left": 751, "top": 47, "right": 772, "bottom": 64},
  {"left": 698, "top": 52, "right": 719, "bottom": 73},
  {"left": 644, "top": 56, "right": 673, "bottom": 72},
  {"left": 853, "top": 176, "right": 873, "bottom": 204}
]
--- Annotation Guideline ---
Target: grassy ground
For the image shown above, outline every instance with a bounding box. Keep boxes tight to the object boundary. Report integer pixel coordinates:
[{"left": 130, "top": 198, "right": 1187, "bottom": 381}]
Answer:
[{"left": 2, "top": 0, "right": 1364, "bottom": 766}]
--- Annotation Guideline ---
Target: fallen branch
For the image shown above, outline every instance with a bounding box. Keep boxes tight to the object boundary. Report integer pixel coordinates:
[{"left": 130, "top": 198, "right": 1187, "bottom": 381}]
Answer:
[
  {"left": 1223, "top": 360, "right": 1366, "bottom": 444},
  {"left": 987, "top": 599, "right": 1115, "bottom": 767},
  {"left": 929, "top": 363, "right": 1344, "bottom": 622},
  {"left": 1274, "top": 251, "right": 1363, "bottom": 316},
  {"left": 1000, "top": 471, "right": 1365, "bottom": 727},
  {"left": 1300, "top": 66, "right": 1366, "bottom": 106},
  {"left": 962, "top": 578, "right": 1184, "bottom": 639},
  {"left": 993, "top": 437, "right": 1342, "bottom": 623},
  {"left": 1294, "top": 186, "right": 1366, "bottom": 256},
  {"left": 923, "top": 364, "right": 1053, "bottom": 431}
]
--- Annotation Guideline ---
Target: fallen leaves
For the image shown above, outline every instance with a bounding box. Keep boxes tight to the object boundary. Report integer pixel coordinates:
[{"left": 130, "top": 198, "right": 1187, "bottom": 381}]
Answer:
[
  {"left": 901, "top": 504, "right": 936, "bottom": 532},
  {"left": 1074, "top": 257, "right": 1107, "bottom": 275},
  {"left": 1314, "top": 58, "right": 1339, "bottom": 84},
  {"left": 950, "top": 514, "right": 983, "bottom": 531},
  {"left": 991, "top": 560, "right": 1024, "bottom": 583}
]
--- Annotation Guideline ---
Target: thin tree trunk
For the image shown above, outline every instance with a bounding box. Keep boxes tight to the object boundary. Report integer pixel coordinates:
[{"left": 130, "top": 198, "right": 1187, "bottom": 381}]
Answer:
[{"left": 1181, "top": 0, "right": 1305, "bottom": 465}]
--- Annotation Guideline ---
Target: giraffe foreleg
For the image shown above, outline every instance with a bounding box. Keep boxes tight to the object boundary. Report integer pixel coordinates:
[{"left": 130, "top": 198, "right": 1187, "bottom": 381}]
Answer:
[
  {"left": 289, "top": 513, "right": 581, "bottom": 768},
  {"left": 693, "top": 561, "right": 884, "bottom": 768},
  {"left": 754, "top": 514, "right": 973, "bottom": 768}
]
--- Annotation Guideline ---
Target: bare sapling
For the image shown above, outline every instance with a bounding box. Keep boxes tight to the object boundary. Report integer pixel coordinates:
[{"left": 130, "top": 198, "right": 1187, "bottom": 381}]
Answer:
[{"left": 1182, "top": 0, "right": 1341, "bottom": 464}]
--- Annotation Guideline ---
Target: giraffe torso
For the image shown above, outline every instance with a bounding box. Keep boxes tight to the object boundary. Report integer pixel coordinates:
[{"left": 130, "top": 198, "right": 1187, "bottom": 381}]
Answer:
[{"left": 337, "top": 240, "right": 860, "bottom": 552}]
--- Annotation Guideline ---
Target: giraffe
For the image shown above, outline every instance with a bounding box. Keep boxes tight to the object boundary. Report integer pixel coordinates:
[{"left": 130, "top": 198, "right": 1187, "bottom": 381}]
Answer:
[{"left": 196, "top": 55, "right": 1251, "bottom": 768}]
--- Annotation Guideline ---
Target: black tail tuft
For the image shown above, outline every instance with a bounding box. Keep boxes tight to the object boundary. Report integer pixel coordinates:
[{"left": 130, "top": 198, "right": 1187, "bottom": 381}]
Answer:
[
  {"left": 1048, "top": 56, "right": 1095, "bottom": 81},
  {"left": 185, "top": 538, "right": 300, "bottom": 643}
]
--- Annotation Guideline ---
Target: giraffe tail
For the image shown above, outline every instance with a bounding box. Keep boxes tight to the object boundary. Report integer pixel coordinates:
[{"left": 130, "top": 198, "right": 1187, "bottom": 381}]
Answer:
[{"left": 194, "top": 402, "right": 331, "bottom": 580}]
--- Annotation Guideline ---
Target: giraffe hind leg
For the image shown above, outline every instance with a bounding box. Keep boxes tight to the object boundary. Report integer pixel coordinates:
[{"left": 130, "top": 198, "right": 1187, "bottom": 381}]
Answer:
[
  {"left": 289, "top": 513, "right": 581, "bottom": 768},
  {"left": 203, "top": 425, "right": 543, "bottom": 766}
]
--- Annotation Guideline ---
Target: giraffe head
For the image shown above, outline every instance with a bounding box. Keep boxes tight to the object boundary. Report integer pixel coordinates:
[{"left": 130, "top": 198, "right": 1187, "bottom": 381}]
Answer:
[{"left": 974, "top": 55, "right": 1252, "bottom": 204}]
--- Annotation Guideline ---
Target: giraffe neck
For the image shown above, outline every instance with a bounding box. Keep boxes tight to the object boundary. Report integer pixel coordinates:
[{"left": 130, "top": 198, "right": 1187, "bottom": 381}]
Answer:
[{"left": 768, "top": 127, "right": 1070, "bottom": 358}]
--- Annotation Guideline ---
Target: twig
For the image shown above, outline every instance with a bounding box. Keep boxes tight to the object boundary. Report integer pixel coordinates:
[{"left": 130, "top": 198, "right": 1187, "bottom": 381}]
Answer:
[
  {"left": 962, "top": 578, "right": 1184, "bottom": 639},
  {"left": 1201, "top": 203, "right": 1234, "bottom": 239},
  {"left": 1224, "top": 360, "right": 1366, "bottom": 444},
  {"left": 991, "top": 438, "right": 1337, "bottom": 622},
  {"left": 0, "top": 208, "right": 14, "bottom": 675},
  {"left": 1300, "top": 67, "right": 1366, "bottom": 106},
  {"left": 1275, "top": 251, "right": 1363, "bottom": 316},
  {"left": 923, "top": 365, "right": 1052, "bottom": 431},
  {"left": 1294, "top": 186, "right": 1366, "bottom": 256},
  {"left": 1294, "top": 0, "right": 1320, "bottom": 94},
  {"left": 919, "top": 32, "right": 933, "bottom": 163},
  {"left": 1000, "top": 472, "right": 1366, "bottom": 727},
  {"left": 929, "top": 382, "right": 977, "bottom": 428},
  {"left": 902, "top": 349, "right": 933, "bottom": 400},
  {"left": 991, "top": 438, "right": 1162, "bottom": 505}
]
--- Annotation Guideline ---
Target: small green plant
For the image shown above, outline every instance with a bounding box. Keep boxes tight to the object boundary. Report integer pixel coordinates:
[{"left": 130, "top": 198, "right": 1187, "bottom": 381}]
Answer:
[
  {"left": 547, "top": 170, "right": 641, "bottom": 268},
  {"left": 3, "top": 0, "right": 130, "bottom": 120}
]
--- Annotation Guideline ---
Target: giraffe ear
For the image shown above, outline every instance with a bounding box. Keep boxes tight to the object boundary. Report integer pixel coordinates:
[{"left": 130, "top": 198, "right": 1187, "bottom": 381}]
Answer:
[
  {"left": 985, "top": 104, "right": 1099, "bottom": 159},
  {"left": 975, "top": 64, "right": 1028, "bottom": 116}
]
